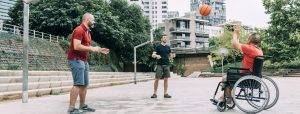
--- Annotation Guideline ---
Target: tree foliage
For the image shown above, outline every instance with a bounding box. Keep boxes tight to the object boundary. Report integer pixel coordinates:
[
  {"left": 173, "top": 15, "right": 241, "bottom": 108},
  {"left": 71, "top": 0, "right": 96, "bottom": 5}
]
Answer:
[
  {"left": 209, "top": 28, "right": 248, "bottom": 67},
  {"left": 262, "top": 0, "right": 300, "bottom": 68},
  {"left": 8, "top": 0, "right": 153, "bottom": 66}
]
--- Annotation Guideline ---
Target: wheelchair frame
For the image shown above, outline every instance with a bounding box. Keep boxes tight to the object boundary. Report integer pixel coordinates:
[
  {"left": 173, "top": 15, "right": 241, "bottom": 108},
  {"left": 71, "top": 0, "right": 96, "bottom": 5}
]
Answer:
[{"left": 210, "top": 56, "right": 279, "bottom": 113}]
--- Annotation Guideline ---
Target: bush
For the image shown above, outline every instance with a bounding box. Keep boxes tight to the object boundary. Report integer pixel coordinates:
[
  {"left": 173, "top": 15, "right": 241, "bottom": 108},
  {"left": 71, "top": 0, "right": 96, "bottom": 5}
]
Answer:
[
  {"left": 171, "top": 59, "right": 186, "bottom": 76},
  {"left": 210, "top": 62, "right": 242, "bottom": 73}
]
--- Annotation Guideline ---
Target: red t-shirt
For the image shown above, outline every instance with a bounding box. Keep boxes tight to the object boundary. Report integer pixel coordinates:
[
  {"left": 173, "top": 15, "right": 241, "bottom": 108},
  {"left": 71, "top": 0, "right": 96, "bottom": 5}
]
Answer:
[
  {"left": 241, "top": 44, "right": 263, "bottom": 73},
  {"left": 67, "top": 24, "right": 91, "bottom": 61}
]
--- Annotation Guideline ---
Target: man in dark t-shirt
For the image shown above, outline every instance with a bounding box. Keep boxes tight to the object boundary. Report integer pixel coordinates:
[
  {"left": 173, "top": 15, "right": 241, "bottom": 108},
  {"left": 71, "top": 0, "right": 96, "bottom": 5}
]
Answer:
[{"left": 151, "top": 34, "right": 175, "bottom": 98}]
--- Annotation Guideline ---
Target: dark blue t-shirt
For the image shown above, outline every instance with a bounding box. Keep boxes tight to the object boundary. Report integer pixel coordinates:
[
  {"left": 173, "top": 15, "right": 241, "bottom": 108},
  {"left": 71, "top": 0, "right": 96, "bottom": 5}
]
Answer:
[{"left": 155, "top": 44, "right": 171, "bottom": 65}]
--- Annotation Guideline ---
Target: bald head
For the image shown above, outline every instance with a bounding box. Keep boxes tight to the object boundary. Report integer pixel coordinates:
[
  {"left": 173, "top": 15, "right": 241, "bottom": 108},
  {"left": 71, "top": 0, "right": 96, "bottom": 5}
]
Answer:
[
  {"left": 82, "top": 13, "right": 94, "bottom": 21},
  {"left": 82, "top": 13, "right": 95, "bottom": 29}
]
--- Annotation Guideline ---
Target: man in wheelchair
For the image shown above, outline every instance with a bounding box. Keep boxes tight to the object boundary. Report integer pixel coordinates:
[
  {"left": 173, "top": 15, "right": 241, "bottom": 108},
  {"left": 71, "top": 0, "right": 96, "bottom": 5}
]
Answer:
[{"left": 213, "top": 25, "right": 263, "bottom": 104}]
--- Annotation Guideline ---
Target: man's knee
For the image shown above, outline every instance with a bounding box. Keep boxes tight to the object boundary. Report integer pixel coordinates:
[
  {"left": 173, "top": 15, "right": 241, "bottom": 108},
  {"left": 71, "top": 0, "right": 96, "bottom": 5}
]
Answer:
[{"left": 221, "top": 75, "right": 227, "bottom": 82}]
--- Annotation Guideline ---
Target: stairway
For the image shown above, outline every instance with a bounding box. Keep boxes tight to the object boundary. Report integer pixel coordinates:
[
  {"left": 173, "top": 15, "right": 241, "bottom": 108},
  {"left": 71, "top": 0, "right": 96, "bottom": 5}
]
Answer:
[
  {"left": 285, "top": 69, "right": 300, "bottom": 77},
  {"left": 0, "top": 70, "right": 154, "bottom": 101}
]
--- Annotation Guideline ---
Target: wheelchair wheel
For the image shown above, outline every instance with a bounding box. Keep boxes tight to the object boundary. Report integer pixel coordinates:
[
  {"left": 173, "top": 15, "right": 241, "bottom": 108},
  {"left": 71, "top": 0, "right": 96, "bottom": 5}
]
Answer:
[
  {"left": 217, "top": 101, "right": 226, "bottom": 112},
  {"left": 261, "top": 76, "right": 279, "bottom": 110},
  {"left": 232, "top": 76, "right": 270, "bottom": 114}
]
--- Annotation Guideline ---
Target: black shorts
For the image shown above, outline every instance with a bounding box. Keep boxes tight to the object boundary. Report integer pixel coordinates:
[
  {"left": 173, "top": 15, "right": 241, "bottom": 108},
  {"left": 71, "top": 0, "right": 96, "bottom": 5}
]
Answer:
[{"left": 155, "top": 65, "right": 170, "bottom": 79}]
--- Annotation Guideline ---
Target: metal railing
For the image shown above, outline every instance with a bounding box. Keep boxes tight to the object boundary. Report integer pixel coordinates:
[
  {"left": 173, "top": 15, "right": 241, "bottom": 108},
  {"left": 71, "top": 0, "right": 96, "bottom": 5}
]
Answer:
[{"left": 0, "top": 22, "right": 65, "bottom": 43}]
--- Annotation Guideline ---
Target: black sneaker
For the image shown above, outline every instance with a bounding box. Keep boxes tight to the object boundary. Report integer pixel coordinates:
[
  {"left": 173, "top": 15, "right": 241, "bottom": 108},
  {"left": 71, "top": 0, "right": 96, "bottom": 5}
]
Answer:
[
  {"left": 79, "top": 104, "right": 96, "bottom": 112},
  {"left": 68, "top": 107, "right": 83, "bottom": 114},
  {"left": 151, "top": 94, "right": 157, "bottom": 98},
  {"left": 164, "top": 94, "right": 172, "bottom": 98}
]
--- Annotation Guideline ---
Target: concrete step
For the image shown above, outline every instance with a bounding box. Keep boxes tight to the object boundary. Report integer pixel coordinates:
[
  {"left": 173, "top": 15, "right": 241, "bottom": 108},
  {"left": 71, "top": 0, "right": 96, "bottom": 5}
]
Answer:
[
  {"left": 0, "top": 78, "right": 153, "bottom": 101},
  {"left": 0, "top": 76, "right": 153, "bottom": 92},
  {"left": 287, "top": 72, "right": 300, "bottom": 75},
  {"left": 0, "top": 70, "right": 151, "bottom": 76},
  {"left": 0, "top": 74, "right": 153, "bottom": 83},
  {"left": 284, "top": 75, "right": 300, "bottom": 77}
]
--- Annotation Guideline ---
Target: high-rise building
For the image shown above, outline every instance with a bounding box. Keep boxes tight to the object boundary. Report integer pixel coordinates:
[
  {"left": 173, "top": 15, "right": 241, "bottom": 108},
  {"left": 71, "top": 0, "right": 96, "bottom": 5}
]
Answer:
[
  {"left": 126, "top": 0, "right": 168, "bottom": 29},
  {"left": 159, "top": 12, "right": 212, "bottom": 76},
  {"left": 126, "top": 0, "right": 144, "bottom": 8},
  {"left": 142, "top": 0, "right": 168, "bottom": 29},
  {"left": 0, "top": 0, "right": 17, "bottom": 21},
  {"left": 191, "top": 0, "right": 226, "bottom": 26},
  {"left": 167, "top": 11, "right": 179, "bottom": 19}
]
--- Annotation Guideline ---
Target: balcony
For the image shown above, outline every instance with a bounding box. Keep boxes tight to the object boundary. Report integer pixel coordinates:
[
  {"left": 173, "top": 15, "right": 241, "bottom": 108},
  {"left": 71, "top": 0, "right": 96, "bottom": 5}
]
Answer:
[
  {"left": 171, "top": 47, "right": 210, "bottom": 55},
  {"left": 195, "top": 38, "right": 209, "bottom": 42},
  {"left": 171, "top": 36, "right": 191, "bottom": 41},
  {"left": 170, "top": 27, "right": 190, "bottom": 33},
  {"left": 195, "top": 29, "right": 208, "bottom": 34}
]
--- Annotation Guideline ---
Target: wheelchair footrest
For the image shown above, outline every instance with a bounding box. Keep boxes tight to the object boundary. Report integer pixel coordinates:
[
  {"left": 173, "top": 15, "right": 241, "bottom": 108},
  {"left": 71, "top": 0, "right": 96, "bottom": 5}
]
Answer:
[{"left": 210, "top": 99, "right": 218, "bottom": 105}]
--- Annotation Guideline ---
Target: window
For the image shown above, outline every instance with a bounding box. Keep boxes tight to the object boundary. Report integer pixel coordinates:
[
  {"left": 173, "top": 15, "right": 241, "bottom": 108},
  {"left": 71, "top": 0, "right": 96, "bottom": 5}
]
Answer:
[
  {"left": 144, "top": 6, "right": 149, "bottom": 9},
  {"left": 162, "top": 6, "right": 167, "bottom": 9},
  {"left": 162, "top": 11, "right": 167, "bottom": 13},
  {"left": 144, "top": 2, "right": 149, "bottom": 5},
  {"left": 162, "top": 15, "right": 167, "bottom": 18},
  {"left": 162, "top": 1, "right": 167, "bottom": 4}
]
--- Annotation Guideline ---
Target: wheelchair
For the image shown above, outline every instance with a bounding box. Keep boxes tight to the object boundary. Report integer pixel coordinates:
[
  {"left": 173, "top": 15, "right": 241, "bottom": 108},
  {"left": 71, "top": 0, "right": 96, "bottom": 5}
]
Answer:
[{"left": 210, "top": 56, "right": 279, "bottom": 113}]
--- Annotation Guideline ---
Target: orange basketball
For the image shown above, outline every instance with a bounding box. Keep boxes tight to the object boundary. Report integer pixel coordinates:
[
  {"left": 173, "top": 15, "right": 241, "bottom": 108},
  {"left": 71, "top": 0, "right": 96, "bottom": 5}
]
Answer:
[{"left": 199, "top": 4, "right": 212, "bottom": 16}]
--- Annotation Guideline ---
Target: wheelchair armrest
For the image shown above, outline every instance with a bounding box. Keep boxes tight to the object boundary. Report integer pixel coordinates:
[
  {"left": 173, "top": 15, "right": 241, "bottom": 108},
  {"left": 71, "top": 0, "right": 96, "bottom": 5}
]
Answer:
[{"left": 228, "top": 67, "right": 250, "bottom": 71}]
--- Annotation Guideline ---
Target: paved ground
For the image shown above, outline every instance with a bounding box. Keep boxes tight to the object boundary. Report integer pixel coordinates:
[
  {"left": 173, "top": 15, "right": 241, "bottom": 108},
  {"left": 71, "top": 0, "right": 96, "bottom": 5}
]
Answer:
[{"left": 0, "top": 76, "right": 299, "bottom": 114}]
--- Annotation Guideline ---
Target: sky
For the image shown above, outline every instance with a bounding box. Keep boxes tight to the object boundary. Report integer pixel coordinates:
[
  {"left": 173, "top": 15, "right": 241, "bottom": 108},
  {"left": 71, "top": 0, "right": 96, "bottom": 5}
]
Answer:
[{"left": 168, "top": 0, "right": 270, "bottom": 28}]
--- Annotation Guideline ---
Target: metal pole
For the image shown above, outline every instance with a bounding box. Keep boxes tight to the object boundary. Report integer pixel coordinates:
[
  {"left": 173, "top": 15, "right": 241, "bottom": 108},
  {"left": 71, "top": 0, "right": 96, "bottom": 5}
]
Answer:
[
  {"left": 133, "top": 29, "right": 153, "bottom": 84},
  {"left": 134, "top": 47, "right": 137, "bottom": 84},
  {"left": 22, "top": 2, "right": 29, "bottom": 103},
  {"left": 134, "top": 41, "right": 151, "bottom": 84},
  {"left": 33, "top": 30, "right": 35, "bottom": 39},
  {"left": 221, "top": 55, "right": 224, "bottom": 76}
]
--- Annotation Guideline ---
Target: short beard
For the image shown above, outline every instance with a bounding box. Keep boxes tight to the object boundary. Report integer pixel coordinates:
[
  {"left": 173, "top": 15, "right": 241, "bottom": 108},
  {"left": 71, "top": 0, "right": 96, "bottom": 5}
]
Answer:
[{"left": 90, "top": 24, "right": 94, "bottom": 28}]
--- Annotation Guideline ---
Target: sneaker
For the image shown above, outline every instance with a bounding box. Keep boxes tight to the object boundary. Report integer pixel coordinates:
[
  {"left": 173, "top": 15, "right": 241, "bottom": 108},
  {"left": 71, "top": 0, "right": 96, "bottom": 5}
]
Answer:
[
  {"left": 151, "top": 94, "right": 157, "bottom": 98},
  {"left": 164, "top": 94, "right": 172, "bottom": 98},
  {"left": 79, "top": 104, "right": 96, "bottom": 112},
  {"left": 68, "top": 107, "right": 82, "bottom": 114}
]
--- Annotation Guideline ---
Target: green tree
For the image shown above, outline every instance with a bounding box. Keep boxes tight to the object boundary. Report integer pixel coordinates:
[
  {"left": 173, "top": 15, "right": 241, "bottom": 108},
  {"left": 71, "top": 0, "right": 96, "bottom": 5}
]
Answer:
[
  {"left": 209, "top": 28, "right": 248, "bottom": 67},
  {"left": 8, "top": 0, "right": 154, "bottom": 69},
  {"left": 262, "top": 0, "right": 300, "bottom": 68}
]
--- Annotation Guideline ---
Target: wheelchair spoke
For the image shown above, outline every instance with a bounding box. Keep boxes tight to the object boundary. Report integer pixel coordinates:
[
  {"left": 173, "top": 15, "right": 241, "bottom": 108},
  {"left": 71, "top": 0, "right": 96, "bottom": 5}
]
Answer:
[{"left": 232, "top": 76, "right": 270, "bottom": 114}]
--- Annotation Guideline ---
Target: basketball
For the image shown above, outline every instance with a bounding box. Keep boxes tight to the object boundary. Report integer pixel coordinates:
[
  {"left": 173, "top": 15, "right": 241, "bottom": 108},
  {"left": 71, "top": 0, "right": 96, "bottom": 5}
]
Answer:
[{"left": 199, "top": 4, "right": 212, "bottom": 16}]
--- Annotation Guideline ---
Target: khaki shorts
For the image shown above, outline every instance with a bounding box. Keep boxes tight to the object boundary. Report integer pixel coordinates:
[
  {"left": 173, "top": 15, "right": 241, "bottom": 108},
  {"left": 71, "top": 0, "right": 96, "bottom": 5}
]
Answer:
[{"left": 155, "top": 65, "right": 170, "bottom": 79}]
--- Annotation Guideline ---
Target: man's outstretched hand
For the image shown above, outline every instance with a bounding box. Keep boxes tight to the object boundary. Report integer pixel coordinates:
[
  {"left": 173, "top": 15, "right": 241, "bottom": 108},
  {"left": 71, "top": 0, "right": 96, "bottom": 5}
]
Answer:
[{"left": 98, "top": 48, "right": 110, "bottom": 54}]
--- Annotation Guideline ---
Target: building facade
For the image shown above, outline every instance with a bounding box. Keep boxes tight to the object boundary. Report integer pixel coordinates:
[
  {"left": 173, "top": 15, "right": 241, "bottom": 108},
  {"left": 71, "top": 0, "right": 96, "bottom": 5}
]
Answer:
[
  {"left": 142, "top": 0, "right": 168, "bottom": 29},
  {"left": 190, "top": 0, "right": 226, "bottom": 26},
  {"left": 162, "top": 12, "right": 212, "bottom": 76},
  {"left": 167, "top": 11, "right": 179, "bottom": 19},
  {"left": 127, "top": 0, "right": 144, "bottom": 7},
  {"left": 0, "top": 0, "right": 17, "bottom": 21}
]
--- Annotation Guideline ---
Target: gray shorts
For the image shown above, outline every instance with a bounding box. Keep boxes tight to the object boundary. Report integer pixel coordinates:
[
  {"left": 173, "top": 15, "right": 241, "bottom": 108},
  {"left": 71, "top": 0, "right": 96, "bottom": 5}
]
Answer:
[
  {"left": 68, "top": 59, "right": 89, "bottom": 86},
  {"left": 155, "top": 65, "right": 170, "bottom": 79}
]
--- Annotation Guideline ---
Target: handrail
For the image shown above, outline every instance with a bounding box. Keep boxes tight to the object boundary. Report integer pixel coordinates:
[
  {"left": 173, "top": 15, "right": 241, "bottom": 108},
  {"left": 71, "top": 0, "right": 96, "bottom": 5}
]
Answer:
[{"left": 0, "top": 22, "right": 65, "bottom": 43}]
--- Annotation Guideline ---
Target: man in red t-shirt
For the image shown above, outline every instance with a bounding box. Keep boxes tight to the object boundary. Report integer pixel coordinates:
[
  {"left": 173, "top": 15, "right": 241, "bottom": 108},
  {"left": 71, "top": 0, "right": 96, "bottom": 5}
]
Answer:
[
  {"left": 218, "top": 25, "right": 263, "bottom": 103},
  {"left": 67, "top": 13, "right": 109, "bottom": 114}
]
